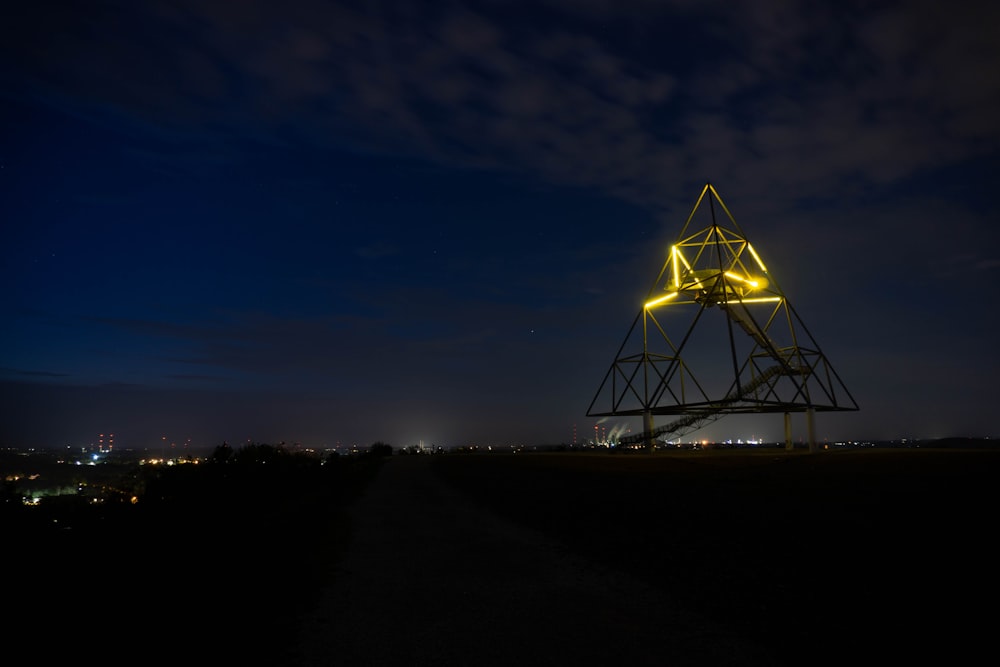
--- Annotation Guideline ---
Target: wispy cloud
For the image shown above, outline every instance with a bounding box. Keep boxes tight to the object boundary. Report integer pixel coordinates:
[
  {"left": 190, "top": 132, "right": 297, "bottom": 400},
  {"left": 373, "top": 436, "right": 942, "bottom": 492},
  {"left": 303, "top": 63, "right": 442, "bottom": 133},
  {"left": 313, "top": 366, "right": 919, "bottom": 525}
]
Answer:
[
  {"left": 7, "top": 1, "right": 996, "bottom": 228},
  {"left": 0, "top": 367, "right": 71, "bottom": 378}
]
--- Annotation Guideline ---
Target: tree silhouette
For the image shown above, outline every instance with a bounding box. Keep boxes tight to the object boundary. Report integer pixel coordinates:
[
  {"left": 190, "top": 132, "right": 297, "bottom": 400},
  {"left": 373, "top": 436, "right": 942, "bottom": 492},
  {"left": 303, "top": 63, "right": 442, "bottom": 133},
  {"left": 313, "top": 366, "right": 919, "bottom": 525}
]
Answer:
[{"left": 369, "top": 442, "right": 394, "bottom": 457}]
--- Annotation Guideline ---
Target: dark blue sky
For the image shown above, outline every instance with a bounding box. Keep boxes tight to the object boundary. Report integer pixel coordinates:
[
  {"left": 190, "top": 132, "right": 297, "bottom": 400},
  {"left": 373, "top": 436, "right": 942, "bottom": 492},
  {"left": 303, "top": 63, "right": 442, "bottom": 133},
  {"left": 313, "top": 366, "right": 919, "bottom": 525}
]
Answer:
[{"left": 3, "top": 0, "right": 998, "bottom": 450}]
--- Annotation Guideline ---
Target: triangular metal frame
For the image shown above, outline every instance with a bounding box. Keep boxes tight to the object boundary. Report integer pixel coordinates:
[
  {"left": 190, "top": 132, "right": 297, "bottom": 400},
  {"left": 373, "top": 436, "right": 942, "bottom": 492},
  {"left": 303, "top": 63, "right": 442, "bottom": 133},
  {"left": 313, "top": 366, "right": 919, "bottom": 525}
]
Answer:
[{"left": 587, "top": 183, "right": 858, "bottom": 446}]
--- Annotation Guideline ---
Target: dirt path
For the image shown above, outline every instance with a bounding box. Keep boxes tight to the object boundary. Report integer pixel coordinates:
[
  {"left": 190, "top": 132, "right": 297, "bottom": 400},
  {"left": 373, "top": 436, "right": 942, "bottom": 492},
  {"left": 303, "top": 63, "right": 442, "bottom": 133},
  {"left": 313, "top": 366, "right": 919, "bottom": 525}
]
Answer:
[{"left": 293, "top": 455, "right": 775, "bottom": 666}]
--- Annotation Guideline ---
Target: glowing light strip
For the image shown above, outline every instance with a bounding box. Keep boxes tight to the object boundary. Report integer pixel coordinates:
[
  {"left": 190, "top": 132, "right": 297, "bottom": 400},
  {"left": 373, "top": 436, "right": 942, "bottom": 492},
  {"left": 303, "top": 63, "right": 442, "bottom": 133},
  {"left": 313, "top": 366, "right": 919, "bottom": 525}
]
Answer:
[
  {"left": 676, "top": 247, "right": 693, "bottom": 271},
  {"left": 671, "top": 245, "right": 694, "bottom": 289},
  {"left": 734, "top": 297, "right": 782, "bottom": 304},
  {"left": 671, "top": 246, "right": 680, "bottom": 289},
  {"left": 645, "top": 292, "right": 680, "bottom": 309},
  {"left": 746, "top": 243, "right": 767, "bottom": 272},
  {"left": 723, "top": 271, "right": 759, "bottom": 287}
]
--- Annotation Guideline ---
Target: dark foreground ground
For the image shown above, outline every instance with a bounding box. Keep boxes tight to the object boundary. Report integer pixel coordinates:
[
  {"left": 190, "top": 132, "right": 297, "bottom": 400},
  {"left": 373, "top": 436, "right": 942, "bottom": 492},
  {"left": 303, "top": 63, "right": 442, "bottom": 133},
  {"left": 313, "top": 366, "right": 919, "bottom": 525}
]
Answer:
[
  {"left": 10, "top": 447, "right": 998, "bottom": 665},
  {"left": 427, "top": 448, "right": 1000, "bottom": 665}
]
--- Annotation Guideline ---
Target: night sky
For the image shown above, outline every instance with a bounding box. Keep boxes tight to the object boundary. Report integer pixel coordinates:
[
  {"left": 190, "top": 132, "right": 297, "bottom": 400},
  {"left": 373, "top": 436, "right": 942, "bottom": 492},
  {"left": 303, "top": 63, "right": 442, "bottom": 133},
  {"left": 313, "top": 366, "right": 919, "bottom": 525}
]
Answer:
[{"left": 3, "top": 1, "right": 998, "bottom": 451}]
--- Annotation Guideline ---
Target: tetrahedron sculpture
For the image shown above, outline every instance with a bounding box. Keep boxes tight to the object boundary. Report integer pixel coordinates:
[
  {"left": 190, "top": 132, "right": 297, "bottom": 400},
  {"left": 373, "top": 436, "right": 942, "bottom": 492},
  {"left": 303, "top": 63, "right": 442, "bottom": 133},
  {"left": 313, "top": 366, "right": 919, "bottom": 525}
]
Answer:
[{"left": 587, "top": 183, "right": 858, "bottom": 448}]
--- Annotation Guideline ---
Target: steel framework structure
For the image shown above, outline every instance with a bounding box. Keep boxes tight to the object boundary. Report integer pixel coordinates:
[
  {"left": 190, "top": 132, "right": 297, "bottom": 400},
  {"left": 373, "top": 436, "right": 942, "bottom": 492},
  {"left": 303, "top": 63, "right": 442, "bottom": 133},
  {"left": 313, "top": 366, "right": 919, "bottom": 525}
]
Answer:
[{"left": 587, "top": 183, "right": 858, "bottom": 447}]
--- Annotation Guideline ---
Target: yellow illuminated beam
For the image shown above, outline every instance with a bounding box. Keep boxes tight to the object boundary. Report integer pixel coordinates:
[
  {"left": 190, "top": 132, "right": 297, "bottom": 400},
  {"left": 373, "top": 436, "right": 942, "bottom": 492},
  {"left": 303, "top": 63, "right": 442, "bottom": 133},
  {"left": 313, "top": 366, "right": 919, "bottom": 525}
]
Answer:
[
  {"left": 746, "top": 243, "right": 768, "bottom": 273},
  {"left": 671, "top": 246, "right": 680, "bottom": 289},
  {"left": 670, "top": 245, "right": 693, "bottom": 288},
  {"left": 724, "top": 271, "right": 757, "bottom": 287},
  {"left": 723, "top": 272, "right": 769, "bottom": 290},
  {"left": 645, "top": 292, "right": 680, "bottom": 309},
  {"left": 733, "top": 297, "right": 782, "bottom": 304}
]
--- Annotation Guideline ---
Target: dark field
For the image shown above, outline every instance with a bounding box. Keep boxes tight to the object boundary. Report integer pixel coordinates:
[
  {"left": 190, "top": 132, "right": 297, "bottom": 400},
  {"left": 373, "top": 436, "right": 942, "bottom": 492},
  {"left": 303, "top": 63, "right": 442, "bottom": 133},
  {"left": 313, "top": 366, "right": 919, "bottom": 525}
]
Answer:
[
  {"left": 428, "top": 448, "right": 999, "bottom": 666},
  {"left": 10, "top": 447, "right": 997, "bottom": 665}
]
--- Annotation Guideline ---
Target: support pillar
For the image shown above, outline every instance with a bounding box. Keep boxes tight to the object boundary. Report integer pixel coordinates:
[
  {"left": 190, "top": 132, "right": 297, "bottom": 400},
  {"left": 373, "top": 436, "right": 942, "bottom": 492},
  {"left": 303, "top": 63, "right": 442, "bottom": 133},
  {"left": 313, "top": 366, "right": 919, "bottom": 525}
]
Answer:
[
  {"left": 784, "top": 412, "right": 793, "bottom": 451},
  {"left": 807, "top": 407, "right": 817, "bottom": 453},
  {"left": 643, "top": 409, "right": 655, "bottom": 452}
]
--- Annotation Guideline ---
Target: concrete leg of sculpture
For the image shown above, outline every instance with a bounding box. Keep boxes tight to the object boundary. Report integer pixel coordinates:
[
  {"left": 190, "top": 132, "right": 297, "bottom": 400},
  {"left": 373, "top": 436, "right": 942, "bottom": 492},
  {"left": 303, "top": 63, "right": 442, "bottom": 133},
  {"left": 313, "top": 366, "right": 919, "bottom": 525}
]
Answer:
[
  {"left": 807, "top": 407, "right": 817, "bottom": 453},
  {"left": 784, "top": 412, "right": 793, "bottom": 451},
  {"left": 644, "top": 410, "right": 655, "bottom": 452}
]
